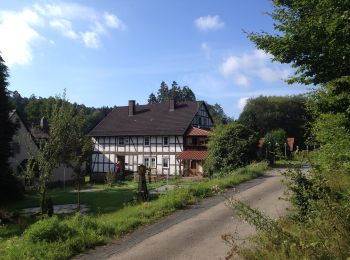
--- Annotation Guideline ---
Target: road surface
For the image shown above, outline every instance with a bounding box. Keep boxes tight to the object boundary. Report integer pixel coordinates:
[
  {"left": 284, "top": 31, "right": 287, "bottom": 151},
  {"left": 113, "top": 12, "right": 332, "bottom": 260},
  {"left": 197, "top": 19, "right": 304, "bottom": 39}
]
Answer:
[{"left": 77, "top": 169, "right": 289, "bottom": 260}]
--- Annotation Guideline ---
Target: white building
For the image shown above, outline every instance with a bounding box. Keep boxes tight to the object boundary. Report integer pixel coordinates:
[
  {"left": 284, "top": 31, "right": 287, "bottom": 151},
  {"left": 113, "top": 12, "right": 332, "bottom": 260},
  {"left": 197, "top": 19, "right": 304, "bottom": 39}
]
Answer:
[
  {"left": 9, "top": 111, "right": 75, "bottom": 184},
  {"left": 88, "top": 100, "right": 213, "bottom": 178}
]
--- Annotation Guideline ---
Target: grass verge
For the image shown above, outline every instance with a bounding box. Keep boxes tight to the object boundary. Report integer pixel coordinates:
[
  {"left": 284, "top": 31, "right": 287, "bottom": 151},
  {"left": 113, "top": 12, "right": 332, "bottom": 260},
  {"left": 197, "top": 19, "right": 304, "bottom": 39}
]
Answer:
[{"left": 0, "top": 162, "right": 268, "bottom": 260}]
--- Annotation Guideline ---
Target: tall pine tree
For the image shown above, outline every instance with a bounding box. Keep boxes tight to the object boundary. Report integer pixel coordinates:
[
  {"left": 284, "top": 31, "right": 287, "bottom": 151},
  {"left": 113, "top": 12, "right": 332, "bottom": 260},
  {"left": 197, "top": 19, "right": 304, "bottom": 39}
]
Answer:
[{"left": 0, "top": 54, "right": 22, "bottom": 200}]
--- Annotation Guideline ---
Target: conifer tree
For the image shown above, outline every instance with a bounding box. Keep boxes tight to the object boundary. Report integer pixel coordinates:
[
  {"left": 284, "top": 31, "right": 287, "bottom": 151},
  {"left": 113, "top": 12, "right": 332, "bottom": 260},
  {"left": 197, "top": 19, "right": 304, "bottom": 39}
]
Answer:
[{"left": 0, "top": 54, "right": 22, "bottom": 200}]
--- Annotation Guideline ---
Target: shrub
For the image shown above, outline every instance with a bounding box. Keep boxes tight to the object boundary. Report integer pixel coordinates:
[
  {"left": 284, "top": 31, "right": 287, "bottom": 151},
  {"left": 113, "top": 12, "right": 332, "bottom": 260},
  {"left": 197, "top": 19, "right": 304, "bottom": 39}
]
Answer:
[
  {"left": 24, "top": 216, "right": 76, "bottom": 243},
  {"left": 264, "top": 128, "right": 287, "bottom": 164},
  {"left": 105, "top": 171, "right": 115, "bottom": 187},
  {"left": 204, "top": 122, "right": 258, "bottom": 177}
]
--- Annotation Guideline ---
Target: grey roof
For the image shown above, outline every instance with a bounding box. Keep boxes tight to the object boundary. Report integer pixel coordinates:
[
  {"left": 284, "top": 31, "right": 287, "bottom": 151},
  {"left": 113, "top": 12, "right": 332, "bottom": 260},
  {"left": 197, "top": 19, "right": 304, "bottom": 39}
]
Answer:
[{"left": 88, "top": 101, "right": 204, "bottom": 136}]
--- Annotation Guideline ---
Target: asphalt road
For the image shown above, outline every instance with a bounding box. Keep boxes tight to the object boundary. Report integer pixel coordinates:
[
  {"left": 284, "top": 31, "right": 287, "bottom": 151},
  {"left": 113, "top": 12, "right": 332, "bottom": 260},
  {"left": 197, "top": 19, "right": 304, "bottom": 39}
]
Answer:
[{"left": 77, "top": 169, "right": 289, "bottom": 260}]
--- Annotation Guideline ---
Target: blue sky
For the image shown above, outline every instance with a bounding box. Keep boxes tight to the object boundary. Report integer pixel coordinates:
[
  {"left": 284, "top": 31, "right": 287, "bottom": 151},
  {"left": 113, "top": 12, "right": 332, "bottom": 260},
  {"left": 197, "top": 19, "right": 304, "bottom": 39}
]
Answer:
[{"left": 0, "top": 0, "right": 309, "bottom": 118}]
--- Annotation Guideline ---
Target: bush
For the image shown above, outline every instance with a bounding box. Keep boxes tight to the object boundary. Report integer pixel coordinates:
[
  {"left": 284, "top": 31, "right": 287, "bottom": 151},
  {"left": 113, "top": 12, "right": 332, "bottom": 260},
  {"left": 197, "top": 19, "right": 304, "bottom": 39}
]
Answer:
[
  {"left": 225, "top": 115, "right": 350, "bottom": 259},
  {"left": 105, "top": 171, "right": 115, "bottom": 187},
  {"left": 264, "top": 128, "right": 287, "bottom": 164},
  {"left": 204, "top": 122, "right": 258, "bottom": 177},
  {"left": 24, "top": 216, "right": 76, "bottom": 243}
]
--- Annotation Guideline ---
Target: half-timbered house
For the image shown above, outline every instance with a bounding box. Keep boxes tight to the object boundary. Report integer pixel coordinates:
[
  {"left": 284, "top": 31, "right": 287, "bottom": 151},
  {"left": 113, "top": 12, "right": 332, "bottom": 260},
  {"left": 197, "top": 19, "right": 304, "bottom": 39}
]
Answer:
[{"left": 88, "top": 100, "right": 213, "bottom": 178}]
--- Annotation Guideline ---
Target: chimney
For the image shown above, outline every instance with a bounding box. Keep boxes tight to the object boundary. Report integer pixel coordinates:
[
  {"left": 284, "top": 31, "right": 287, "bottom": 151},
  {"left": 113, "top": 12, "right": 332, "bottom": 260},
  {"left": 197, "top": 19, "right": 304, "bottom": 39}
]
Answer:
[
  {"left": 128, "top": 100, "right": 135, "bottom": 116},
  {"left": 169, "top": 99, "right": 175, "bottom": 112}
]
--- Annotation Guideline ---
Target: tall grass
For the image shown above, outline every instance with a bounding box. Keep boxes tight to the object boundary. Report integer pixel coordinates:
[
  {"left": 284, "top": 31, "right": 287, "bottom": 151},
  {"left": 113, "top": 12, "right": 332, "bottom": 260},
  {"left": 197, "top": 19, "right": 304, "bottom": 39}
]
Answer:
[{"left": 0, "top": 162, "right": 268, "bottom": 260}]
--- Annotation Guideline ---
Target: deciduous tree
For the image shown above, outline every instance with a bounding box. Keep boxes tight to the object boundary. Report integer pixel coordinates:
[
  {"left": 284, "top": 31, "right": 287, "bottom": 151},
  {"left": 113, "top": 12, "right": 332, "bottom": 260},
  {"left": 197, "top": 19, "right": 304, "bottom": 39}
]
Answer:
[{"left": 204, "top": 122, "right": 257, "bottom": 177}]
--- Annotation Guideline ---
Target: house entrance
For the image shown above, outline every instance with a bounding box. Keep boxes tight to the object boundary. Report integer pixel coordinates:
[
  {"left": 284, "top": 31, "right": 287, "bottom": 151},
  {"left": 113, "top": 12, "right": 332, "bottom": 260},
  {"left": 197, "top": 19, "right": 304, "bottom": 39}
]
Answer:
[{"left": 189, "top": 160, "right": 201, "bottom": 176}]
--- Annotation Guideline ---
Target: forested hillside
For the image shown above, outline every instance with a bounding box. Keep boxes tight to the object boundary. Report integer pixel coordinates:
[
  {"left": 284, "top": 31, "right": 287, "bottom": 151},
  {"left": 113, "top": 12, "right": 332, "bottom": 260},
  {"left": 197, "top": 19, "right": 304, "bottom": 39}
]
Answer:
[{"left": 9, "top": 90, "right": 113, "bottom": 133}]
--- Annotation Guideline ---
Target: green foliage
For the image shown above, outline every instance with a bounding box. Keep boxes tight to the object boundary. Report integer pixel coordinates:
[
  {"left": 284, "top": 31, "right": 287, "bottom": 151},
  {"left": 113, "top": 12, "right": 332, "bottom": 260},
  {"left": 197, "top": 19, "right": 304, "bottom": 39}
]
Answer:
[
  {"left": 248, "top": 0, "right": 350, "bottom": 85},
  {"left": 238, "top": 95, "right": 309, "bottom": 145},
  {"left": 2, "top": 214, "right": 114, "bottom": 259},
  {"left": 105, "top": 172, "right": 115, "bottom": 187},
  {"left": 148, "top": 80, "right": 196, "bottom": 104},
  {"left": 0, "top": 54, "right": 23, "bottom": 200},
  {"left": 206, "top": 103, "right": 232, "bottom": 125},
  {"left": 226, "top": 116, "right": 350, "bottom": 259},
  {"left": 0, "top": 163, "right": 268, "bottom": 259},
  {"left": 307, "top": 76, "right": 350, "bottom": 122},
  {"left": 204, "top": 122, "right": 258, "bottom": 176},
  {"left": 230, "top": 0, "right": 350, "bottom": 258},
  {"left": 9, "top": 91, "right": 112, "bottom": 133},
  {"left": 264, "top": 128, "right": 287, "bottom": 163},
  {"left": 265, "top": 129, "right": 286, "bottom": 148},
  {"left": 312, "top": 113, "right": 350, "bottom": 173}
]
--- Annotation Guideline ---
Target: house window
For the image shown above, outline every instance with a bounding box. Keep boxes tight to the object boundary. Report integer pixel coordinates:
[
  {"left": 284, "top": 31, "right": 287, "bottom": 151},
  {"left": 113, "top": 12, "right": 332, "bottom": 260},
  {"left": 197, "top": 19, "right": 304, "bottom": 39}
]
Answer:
[
  {"left": 144, "top": 136, "right": 150, "bottom": 146},
  {"left": 191, "top": 160, "right": 196, "bottom": 169},
  {"left": 144, "top": 157, "right": 150, "bottom": 167},
  {"left": 192, "top": 137, "right": 198, "bottom": 146},
  {"left": 198, "top": 117, "right": 202, "bottom": 126},
  {"left": 163, "top": 136, "right": 169, "bottom": 146},
  {"left": 162, "top": 157, "right": 169, "bottom": 168},
  {"left": 151, "top": 157, "right": 156, "bottom": 168},
  {"left": 144, "top": 157, "right": 156, "bottom": 168},
  {"left": 118, "top": 137, "right": 125, "bottom": 145}
]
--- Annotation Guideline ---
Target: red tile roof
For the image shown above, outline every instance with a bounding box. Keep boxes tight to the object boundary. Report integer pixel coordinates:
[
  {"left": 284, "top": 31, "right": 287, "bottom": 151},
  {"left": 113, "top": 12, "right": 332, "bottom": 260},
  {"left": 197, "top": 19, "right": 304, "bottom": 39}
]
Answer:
[
  {"left": 186, "top": 127, "right": 210, "bottom": 136},
  {"left": 176, "top": 150, "right": 208, "bottom": 160}
]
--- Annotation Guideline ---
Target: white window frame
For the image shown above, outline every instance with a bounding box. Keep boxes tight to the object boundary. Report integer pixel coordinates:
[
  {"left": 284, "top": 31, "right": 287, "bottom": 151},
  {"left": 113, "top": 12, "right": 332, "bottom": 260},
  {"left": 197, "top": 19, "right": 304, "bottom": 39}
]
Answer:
[
  {"left": 144, "top": 136, "right": 150, "bottom": 146},
  {"left": 162, "top": 157, "right": 169, "bottom": 168},
  {"left": 151, "top": 157, "right": 156, "bottom": 168},
  {"left": 144, "top": 157, "right": 150, "bottom": 167},
  {"left": 144, "top": 157, "right": 156, "bottom": 168},
  {"left": 163, "top": 136, "right": 169, "bottom": 146}
]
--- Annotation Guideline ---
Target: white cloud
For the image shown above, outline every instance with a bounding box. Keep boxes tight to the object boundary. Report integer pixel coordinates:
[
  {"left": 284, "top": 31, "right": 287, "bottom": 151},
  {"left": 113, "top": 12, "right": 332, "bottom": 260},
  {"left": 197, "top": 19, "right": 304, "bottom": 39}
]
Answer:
[
  {"left": 0, "top": 9, "right": 43, "bottom": 66},
  {"left": 220, "top": 56, "right": 240, "bottom": 76},
  {"left": 0, "top": 1, "right": 127, "bottom": 65},
  {"left": 195, "top": 15, "right": 224, "bottom": 31},
  {"left": 104, "top": 12, "right": 126, "bottom": 30},
  {"left": 220, "top": 49, "right": 290, "bottom": 86},
  {"left": 49, "top": 19, "right": 78, "bottom": 39},
  {"left": 81, "top": 31, "right": 99, "bottom": 49},
  {"left": 234, "top": 74, "right": 250, "bottom": 87},
  {"left": 34, "top": 2, "right": 125, "bottom": 49},
  {"left": 34, "top": 2, "right": 96, "bottom": 20},
  {"left": 238, "top": 97, "right": 249, "bottom": 110}
]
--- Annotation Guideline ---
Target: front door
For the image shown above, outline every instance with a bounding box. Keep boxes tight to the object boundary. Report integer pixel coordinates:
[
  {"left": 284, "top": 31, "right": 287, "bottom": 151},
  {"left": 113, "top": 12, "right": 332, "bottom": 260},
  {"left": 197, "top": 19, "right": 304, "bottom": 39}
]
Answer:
[{"left": 189, "top": 160, "right": 197, "bottom": 176}]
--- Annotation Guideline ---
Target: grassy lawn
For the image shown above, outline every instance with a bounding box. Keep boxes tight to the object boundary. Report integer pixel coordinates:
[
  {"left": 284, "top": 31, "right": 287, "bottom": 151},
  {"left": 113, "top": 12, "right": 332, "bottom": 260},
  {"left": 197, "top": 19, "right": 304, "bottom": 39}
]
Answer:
[
  {"left": 0, "top": 162, "right": 268, "bottom": 260},
  {"left": 0, "top": 179, "right": 177, "bottom": 215}
]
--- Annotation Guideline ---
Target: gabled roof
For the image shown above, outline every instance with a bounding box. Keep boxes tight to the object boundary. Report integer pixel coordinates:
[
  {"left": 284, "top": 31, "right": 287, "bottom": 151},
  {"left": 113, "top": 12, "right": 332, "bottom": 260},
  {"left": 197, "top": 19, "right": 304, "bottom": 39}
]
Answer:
[
  {"left": 88, "top": 101, "right": 206, "bottom": 136},
  {"left": 186, "top": 127, "right": 211, "bottom": 136}
]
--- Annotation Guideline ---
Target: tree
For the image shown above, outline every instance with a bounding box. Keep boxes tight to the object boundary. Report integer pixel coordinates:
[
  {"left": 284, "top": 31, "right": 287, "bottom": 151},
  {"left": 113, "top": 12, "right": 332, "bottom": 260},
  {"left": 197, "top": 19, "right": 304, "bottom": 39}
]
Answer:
[
  {"left": 264, "top": 128, "right": 287, "bottom": 164},
  {"left": 181, "top": 86, "right": 196, "bottom": 102},
  {"left": 151, "top": 81, "right": 197, "bottom": 104},
  {"left": 207, "top": 103, "right": 231, "bottom": 125},
  {"left": 238, "top": 95, "right": 309, "bottom": 146},
  {"left": 148, "top": 93, "right": 158, "bottom": 104},
  {"left": 0, "top": 54, "right": 23, "bottom": 200},
  {"left": 248, "top": 0, "right": 350, "bottom": 85},
  {"left": 204, "top": 122, "right": 257, "bottom": 177},
  {"left": 157, "top": 81, "right": 170, "bottom": 103},
  {"left": 64, "top": 109, "right": 93, "bottom": 211}
]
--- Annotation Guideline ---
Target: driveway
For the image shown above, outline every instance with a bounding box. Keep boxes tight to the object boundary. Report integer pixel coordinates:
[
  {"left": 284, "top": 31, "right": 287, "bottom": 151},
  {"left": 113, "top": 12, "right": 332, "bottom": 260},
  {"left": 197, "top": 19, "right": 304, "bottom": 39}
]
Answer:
[{"left": 77, "top": 169, "right": 289, "bottom": 260}]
